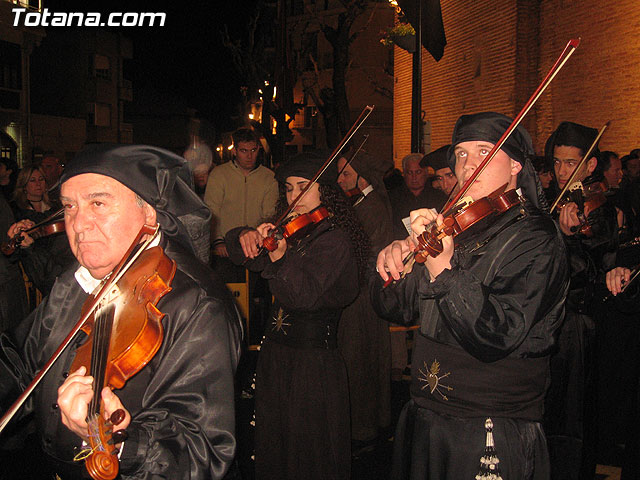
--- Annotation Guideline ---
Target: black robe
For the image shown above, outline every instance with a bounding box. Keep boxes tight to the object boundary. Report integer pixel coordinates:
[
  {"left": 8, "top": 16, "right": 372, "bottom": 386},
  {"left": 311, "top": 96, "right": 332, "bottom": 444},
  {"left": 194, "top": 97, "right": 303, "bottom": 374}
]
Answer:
[
  {"left": 370, "top": 202, "right": 569, "bottom": 479},
  {"left": 0, "top": 238, "right": 242, "bottom": 479},
  {"left": 544, "top": 196, "right": 618, "bottom": 480},
  {"left": 337, "top": 188, "right": 392, "bottom": 442},
  {"left": 227, "top": 220, "right": 359, "bottom": 480}
]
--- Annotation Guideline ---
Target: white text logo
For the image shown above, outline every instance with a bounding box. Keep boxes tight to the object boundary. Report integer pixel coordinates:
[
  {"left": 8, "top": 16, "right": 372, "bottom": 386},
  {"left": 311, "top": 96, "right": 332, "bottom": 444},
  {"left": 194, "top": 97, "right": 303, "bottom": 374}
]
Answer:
[{"left": 12, "top": 8, "right": 166, "bottom": 27}]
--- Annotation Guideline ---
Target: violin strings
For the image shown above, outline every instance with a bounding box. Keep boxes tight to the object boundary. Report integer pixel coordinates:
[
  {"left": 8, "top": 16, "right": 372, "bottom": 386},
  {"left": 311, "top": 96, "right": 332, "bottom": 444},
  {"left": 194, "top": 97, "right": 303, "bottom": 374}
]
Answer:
[{"left": 89, "top": 304, "right": 115, "bottom": 416}]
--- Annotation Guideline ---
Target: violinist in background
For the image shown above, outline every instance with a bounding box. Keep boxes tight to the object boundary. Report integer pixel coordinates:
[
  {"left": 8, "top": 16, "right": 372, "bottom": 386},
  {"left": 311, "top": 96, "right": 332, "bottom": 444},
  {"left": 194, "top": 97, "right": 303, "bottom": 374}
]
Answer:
[
  {"left": 336, "top": 149, "right": 393, "bottom": 454},
  {"left": 0, "top": 144, "right": 242, "bottom": 479},
  {"left": 532, "top": 154, "right": 558, "bottom": 205},
  {"left": 225, "top": 151, "right": 369, "bottom": 480},
  {"left": 543, "top": 121, "right": 618, "bottom": 480},
  {"left": 372, "top": 112, "right": 568, "bottom": 480},
  {"left": 421, "top": 145, "right": 457, "bottom": 196},
  {"left": 10, "top": 165, "right": 74, "bottom": 298}
]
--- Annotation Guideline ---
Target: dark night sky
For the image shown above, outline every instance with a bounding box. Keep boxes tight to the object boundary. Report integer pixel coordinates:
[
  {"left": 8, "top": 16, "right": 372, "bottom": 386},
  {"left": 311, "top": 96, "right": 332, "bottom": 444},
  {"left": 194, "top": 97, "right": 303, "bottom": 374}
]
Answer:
[{"left": 42, "top": 0, "right": 260, "bottom": 132}]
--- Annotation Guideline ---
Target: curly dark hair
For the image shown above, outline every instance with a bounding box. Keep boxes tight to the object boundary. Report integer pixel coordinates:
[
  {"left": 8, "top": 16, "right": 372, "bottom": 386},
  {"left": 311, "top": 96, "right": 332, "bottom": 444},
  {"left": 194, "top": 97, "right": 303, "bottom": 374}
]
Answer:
[{"left": 272, "top": 182, "right": 370, "bottom": 284}]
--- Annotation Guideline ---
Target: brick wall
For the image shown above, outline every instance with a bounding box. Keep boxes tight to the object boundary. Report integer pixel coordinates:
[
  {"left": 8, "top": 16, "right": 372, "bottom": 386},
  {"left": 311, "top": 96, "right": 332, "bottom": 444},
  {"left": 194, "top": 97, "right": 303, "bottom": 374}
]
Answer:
[{"left": 393, "top": 0, "right": 640, "bottom": 167}]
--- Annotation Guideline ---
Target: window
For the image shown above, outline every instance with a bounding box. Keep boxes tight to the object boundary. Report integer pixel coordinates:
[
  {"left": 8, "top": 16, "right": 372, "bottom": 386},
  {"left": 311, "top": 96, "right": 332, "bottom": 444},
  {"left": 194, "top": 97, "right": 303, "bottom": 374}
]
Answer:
[
  {"left": 0, "top": 41, "right": 21, "bottom": 90},
  {"left": 92, "top": 54, "right": 111, "bottom": 80},
  {"left": 87, "top": 103, "right": 111, "bottom": 127}
]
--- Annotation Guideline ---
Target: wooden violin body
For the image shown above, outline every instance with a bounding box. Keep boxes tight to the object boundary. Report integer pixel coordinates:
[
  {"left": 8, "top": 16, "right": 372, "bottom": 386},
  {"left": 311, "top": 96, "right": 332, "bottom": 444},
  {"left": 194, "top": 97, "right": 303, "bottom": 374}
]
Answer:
[
  {"left": 70, "top": 245, "right": 176, "bottom": 480},
  {"left": 1, "top": 219, "right": 65, "bottom": 256},
  {"left": 555, "top": 179, "right": 608, "bottom": 236},
  {"left": 263, "top": 206, "right": 330, "bottom": 252},
  {"left": 415, "top": 187, "right": 522, "bottom": 262}
]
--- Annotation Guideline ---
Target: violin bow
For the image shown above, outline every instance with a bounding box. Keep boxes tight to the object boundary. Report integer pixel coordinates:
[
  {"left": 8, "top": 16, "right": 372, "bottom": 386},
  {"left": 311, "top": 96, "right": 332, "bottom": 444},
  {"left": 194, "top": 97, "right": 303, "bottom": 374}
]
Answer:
[
  {"left": 275, "top": 105, "right": 374, "bottom": 225},
  {"left": 0, "top": 224, "right": 160, "bottom": 435},
  {"left": 23, "top": 206, "right": 65, "bottom": 234},
  {"left": 442, "top": 38, "right": 580, "bottom": 215},
  {"left": 382, "top": 38, "right": 580, "bottom": 288},
  {"left": 337, "top": 134, "right": 370, "bottom": 176},
  {"left": 549, "top": 121, "right": 610, "bottom": 213}
]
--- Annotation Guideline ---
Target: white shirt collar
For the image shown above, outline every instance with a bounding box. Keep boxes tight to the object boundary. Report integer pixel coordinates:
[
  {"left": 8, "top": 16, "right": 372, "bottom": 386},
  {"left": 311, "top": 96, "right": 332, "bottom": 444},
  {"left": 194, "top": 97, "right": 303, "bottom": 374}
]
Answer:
[
  {"left": 353, "top": 184, "right": 374, "bottom": 207},
  {"left": 74, "top": 233, "right": 162, "bottom": 294}
]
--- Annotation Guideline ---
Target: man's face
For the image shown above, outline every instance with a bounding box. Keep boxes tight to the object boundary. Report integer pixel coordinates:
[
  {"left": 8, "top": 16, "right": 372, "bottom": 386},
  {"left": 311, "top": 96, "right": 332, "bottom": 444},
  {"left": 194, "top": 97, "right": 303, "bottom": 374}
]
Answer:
[
  {"left": 336, "top": 157, "right": 358, "bottom": 192},
  {"left": 41, "top": 156, "right": 63, "bottom": 187},
  {"left": 432, "top": 167, "right": 457, "bottom": 195},
  {"left": 61, "top": 173, "right": 156, "bottom": 279},
  {"left": 233, "top": 141, "right": 260, "bottom": 172},
  {"left": 626, "top": 157, "right": 640, "bottom": 180},
  {"left": 553, "top": 145, "right": 596, "bottom": 189},
  {"left": 604, "top": 157, "right": 623, "bottom": 188},
  {"left": 453, "top": 141, "right": 522, "bottom": 201},
  {"left": 403, "top": 157, "right": 427, "bottom": 193}
]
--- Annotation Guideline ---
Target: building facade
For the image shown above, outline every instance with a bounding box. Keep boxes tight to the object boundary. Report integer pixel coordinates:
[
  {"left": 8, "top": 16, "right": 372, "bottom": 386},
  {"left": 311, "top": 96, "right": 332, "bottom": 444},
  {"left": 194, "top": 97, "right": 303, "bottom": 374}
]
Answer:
[{"left": 393, "top": 0, "right": 640, "bottom": 164}]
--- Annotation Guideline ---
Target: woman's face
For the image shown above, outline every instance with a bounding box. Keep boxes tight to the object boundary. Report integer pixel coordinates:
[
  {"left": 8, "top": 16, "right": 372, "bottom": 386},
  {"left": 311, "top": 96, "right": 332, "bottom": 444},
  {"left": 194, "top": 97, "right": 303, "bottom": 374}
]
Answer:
[
  {"left": 285, "top": 176, "right": 321, "bottom": 214},
  {"left": 25, "top": 169, "right": 46, "bottom": 200}
]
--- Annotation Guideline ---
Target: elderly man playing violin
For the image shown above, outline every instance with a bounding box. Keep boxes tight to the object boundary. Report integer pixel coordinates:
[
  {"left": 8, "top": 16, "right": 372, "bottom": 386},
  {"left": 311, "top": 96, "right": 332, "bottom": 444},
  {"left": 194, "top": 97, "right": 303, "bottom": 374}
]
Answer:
[
  {"left": 0, "top": 144, "right": 242, "bottom": 480},
  {"left": 371, "top": 112, "right": 569, "bottom": 480}
]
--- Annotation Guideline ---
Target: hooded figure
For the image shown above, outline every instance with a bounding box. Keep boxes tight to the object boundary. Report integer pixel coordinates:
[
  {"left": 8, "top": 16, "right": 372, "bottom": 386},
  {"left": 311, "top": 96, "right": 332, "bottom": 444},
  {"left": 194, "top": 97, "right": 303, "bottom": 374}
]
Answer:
[
  {"left": 448, "top": 112, "right": 549, "bottom": 211},
  {"left": 61, "top": 143, "right": 211, "bottom": 263},
  {"left": 0, "top": 143, "right": 242, "bottom": 480},
  {"left": 370, "top": 111, "right": 569, "bottom": 480}
]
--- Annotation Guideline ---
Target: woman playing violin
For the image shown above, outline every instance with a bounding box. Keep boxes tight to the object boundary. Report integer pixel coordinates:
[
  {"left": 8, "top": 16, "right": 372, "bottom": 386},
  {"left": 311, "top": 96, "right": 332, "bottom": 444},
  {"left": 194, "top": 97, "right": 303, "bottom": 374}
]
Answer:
[
  {"left": 372, "top": 112, "right": 569, "bottom": 480},
  {"left": 9, "top": 166, "right": 75, "bottom": 298},
  {"left": 226, "top": 151, "right": 369, "bottom": 480}
]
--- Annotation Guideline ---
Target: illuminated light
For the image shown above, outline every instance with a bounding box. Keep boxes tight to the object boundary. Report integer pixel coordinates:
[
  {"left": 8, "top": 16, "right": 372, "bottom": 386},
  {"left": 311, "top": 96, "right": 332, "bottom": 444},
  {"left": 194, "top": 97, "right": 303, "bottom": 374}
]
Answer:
[
  {"left": 272, "top": 86, "right": 277, "bottom": 101},
  {"left": 216, "top": 147, "right": 221, "bottom": 152},
  {"left": 227, "top": 144, "right": 234, "bottom": 150},
  {"left": 285, "top": 114, "right": 291, "bottom": 122},
  {"left": 248, "top": 113, "right": 255, "bottom": 120},
  {"left": 264, "top": 80, "right": 269, "bottom": 86},
  {"left": 258, "top": 89, "right": 263, "bottom": 94}
]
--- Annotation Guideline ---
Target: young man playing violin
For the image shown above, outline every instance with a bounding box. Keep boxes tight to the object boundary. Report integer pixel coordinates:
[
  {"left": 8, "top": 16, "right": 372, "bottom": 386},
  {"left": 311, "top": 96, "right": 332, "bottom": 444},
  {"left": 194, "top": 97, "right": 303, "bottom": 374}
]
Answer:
[
  {"left": 372, "top": 112, "right": 569, "bottom": 480},
  {"left": 543, "top": 122, "right": 619, "bottom": 480},
  {"left": 0, "top": 144, "right": 242, "bottom": 479}
]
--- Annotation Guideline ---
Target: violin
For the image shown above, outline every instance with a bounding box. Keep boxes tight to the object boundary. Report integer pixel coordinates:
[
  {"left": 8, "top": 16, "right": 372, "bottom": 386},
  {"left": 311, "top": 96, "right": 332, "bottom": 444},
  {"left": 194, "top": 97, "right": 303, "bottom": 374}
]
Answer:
[
  {"left": 71, "top": 235, "right": 175, "bottom": 480},
  {"left": 414, "top": 186, "right": 522, "bottom": 261},
  {"left": 1, "top": 207, "right": 66, "bottom": 256},
  {"left": 555, "top": 179, "right": 608, "bottom": 237},
  {"left": 344, "top": 187, "right": 363, "bottom": 206},
  {"left": 260, "top": 105, "right": 374, "bottom": 253},
  {"left": 263, "top": 206, "right": 330, "bottom": 251},
  {"left": 0, "top": 224, "right": 176, "bottom": 480},
  {"left": 380, "top": 38, "right": 580, "bottom": 289},
  {"left": 381, "top": 187, "right": 523, "bottom": 288}
]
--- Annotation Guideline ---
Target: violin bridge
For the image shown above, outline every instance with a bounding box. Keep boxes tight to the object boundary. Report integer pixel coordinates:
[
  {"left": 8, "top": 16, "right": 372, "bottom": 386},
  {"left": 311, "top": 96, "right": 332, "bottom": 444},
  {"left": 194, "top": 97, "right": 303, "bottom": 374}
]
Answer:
[{"left": 454, "top": 196, "right": 473, "bottom": 210}]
